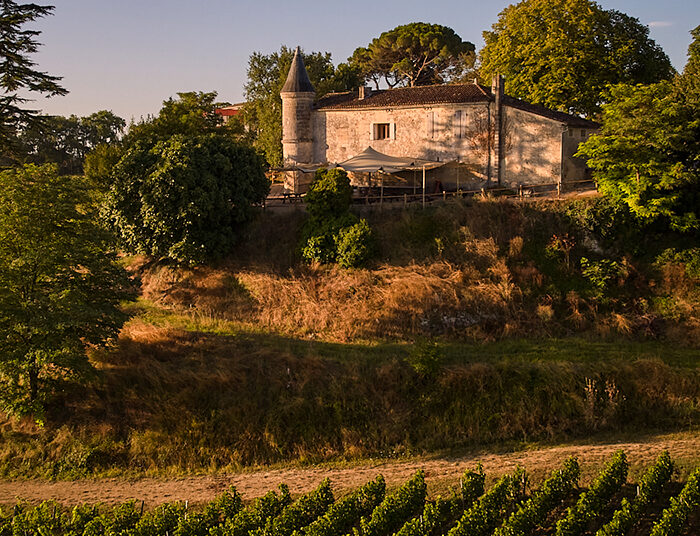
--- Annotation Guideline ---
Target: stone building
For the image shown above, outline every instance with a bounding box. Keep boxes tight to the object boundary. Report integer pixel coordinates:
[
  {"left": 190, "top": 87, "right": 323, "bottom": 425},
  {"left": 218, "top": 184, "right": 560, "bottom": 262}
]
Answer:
[{"left": 281, "top": 47, "right": 599, "bottom": 193}]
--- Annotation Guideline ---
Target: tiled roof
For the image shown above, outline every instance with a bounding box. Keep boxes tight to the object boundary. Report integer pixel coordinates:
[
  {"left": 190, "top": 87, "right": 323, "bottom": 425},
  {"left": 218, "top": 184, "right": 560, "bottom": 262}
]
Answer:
[
  {"left": 315, "top": 84, "right": 490, "bottom": 109},
  {"left": 315, "top": 83, "right": 599, "bottom": 128},
  {"left": 502, "top": 96, "right": 599, "bottom": 128}
]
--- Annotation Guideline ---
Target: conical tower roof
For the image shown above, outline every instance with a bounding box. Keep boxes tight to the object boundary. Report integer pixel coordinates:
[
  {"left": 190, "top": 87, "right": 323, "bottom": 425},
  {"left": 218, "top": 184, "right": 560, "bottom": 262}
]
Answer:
[{"left": 281, "top": 46, "right": 315, "bottom": 93}]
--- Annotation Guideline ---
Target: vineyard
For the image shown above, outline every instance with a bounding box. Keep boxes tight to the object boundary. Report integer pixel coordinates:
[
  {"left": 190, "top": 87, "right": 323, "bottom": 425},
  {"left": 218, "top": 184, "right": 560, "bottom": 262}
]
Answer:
[{"left": 3, "top": 452, "right": 698, "bottom": 536}]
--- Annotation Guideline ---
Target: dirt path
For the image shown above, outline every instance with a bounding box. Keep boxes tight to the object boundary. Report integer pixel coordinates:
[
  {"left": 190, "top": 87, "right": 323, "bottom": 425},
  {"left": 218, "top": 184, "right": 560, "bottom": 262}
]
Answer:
[{"left": 2, "top": 435, "right": 698, "bottom": 507}]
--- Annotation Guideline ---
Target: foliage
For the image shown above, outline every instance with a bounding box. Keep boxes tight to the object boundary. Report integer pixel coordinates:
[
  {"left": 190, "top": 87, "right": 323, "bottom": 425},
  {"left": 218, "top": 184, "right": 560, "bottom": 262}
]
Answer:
[
  {"left": 494, "top": 457, "right": 580, "bottom": 536},
  {"left": 124, "top": 92, "right": 231, "bottom": 145},
  {"left": 555, "top": 451, "right": 628, "bottom": 536},
  {"left": 448, "top": 468, "right": 525, "bottom": 536},
  {"left": 211, "top": 484, "right": 292, "bottom": 536},
  {"left": 580, "top": 257, "right": 625, "bottom": 296},
  {"left": 650, "top": 465, "right": 700, "bottom": 536},
  {"left": 266, "top": 479, "right": 334, "bottom": 536},
  {"left": 0, "top": 164, "right": 133, "bottom": 417},
  {"left": 349, "top": 23, "right": 475, "bottom": 88},
  {"left": 12, "top": 110, "right": 125, "bottom": 174},
  {"left": 0, "top": 1, "right": 67, "bottom": 152},
  {"left": 407, "top": 339, "right": 445, "bottom": 379},
  {"left": 1, "top": 460, "right": 699, "bottom": 536},
  {"left": 480, "top": 0, "right": 673, "bottom": 117},
  {"left": 394, "top": 496, "right": 457, "bottom": 536},
  {"left": 104, "top": 133, "right": 268, "bottom": 264},
  {"left": 300, "top": 168, "right": 374, "bottom": 268},
  {"left": 655, "top": 248, "right": 700, "bottom": 279},
  {"left": 596, "top": 450, "right": 674, "bottom": 536},
  {"left": 336, "top": 220, "right": 375, "bottom": 269},
  {"left": 577, "top": 80, "right": 699, "bottom": 233},
  {"left": 84, "top": 143, "right": 124, "bottom": 188},
  {"left": 460, "top": 464, "right": 486, "bottom": 508},
  {"left": 304, "top": 168, "right": 354, "bottom": 222},
  {"left": 356, "top": 470, "right": 426, "bottom": 536},
  {"left": 300, "top": 476, "right": 385, "bottom": 536},
  {"left": 244, "top": 47, "right": 359, "bottom": 167}
]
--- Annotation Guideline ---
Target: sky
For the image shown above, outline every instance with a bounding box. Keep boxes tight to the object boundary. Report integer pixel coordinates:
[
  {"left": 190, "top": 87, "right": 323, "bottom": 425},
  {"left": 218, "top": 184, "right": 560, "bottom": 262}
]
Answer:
[{"left": 22, "top": 0, "right": 700, "bottom": 122}]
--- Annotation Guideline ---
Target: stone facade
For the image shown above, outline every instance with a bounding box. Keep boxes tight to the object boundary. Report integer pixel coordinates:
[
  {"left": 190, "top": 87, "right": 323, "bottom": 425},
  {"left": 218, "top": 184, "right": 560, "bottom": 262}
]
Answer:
[{"left": 281, "top": 48, "right": 599, "bottom": 193}]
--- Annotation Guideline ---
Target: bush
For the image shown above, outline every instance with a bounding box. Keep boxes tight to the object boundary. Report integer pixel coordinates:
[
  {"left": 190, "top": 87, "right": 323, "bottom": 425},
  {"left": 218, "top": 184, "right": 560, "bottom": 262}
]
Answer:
[
  {"left": 305, "top": 167, "right": 353, "bottom": 222},
  {"left": 336, "top": 219, "right": 375, "bottom": 268},
  {"left": 300, "top": 168, "right": 374, "bottom": 268}
]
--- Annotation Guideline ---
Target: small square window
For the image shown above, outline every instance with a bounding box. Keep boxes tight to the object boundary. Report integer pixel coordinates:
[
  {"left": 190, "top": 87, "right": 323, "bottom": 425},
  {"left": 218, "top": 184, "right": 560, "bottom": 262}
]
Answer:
[
  {"left": 374, "top": 123, "right": 391, "bottom": 140},
  {"left": 581, "top": 129, "right": 587, "bottom": 138}
]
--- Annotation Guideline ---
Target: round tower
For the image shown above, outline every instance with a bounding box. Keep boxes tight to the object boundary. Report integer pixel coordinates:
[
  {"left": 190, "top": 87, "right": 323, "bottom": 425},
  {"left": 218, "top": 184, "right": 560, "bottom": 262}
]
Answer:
[{"left": 281, "top": 46, "right": 315, "bottom": 192}]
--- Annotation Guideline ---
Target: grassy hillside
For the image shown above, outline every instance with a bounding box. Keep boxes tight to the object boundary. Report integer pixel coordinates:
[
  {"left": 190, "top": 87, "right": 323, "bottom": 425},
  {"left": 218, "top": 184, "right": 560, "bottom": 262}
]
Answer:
[{"left": 1, "top": 196, "right": 698, "bottom": 478}]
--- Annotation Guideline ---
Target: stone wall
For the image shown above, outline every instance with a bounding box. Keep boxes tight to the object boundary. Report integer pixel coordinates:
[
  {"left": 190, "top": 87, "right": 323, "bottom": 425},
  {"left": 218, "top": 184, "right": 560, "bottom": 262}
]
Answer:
[{"left": 312, "top": 102, "right": 594, "bottom": 190}]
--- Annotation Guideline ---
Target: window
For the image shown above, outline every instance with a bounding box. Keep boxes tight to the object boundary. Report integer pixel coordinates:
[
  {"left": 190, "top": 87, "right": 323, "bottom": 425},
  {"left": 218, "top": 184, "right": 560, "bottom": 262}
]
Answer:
[
  {"left": 581, "top": 129, "right": 587, "bottom": 138},
  {"left": 374, "top": 123, "right": 391, "bottom": 140}
]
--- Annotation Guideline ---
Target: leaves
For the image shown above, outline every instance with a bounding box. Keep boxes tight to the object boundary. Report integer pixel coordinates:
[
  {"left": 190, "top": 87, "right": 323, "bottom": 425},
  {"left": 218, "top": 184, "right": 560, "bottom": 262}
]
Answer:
[
  {"left": 349, "top": 23, "right": 475, "bottom": 89},
  {"left": 0, "top": 164, "right": 134, "bottom": 417},
  {"left": 104, "top": 133, "right": 269, "bottom": 264},
  {"left": 576, "top": 80, "right": 700, "bottom": 232},
  {"left": 0, "top": 1, "right": 68, "bottom": 151},
  {"left": 479, "top": 0, "right": 673, "bottom": 118}
]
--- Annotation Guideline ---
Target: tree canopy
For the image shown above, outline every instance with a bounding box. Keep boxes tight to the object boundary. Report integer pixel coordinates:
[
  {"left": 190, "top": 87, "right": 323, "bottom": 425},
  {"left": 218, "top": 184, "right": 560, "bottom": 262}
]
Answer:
[
  {"left": 349, "top": 23, "right": 475, "bottom": 89},
  {"left": 0, "top": 164, "right": 133, "bottom": 418},
  {"left": 244, "top": 46, "right": 359, "bottom": 168},
  {"left": 576, "top": 28, "right": 700, "bottom": 233},
  {"left": 11, "top": 110, "right": 125, "bottom": 174},
  {"left": 0, "top": 1, "right": 67, "bottom": 151},
  {"left": 104, "top": 132, "right": 269, "bottom": 264},
  {"left": 479, "top": 0, "right": 673, "bottom": 118}
]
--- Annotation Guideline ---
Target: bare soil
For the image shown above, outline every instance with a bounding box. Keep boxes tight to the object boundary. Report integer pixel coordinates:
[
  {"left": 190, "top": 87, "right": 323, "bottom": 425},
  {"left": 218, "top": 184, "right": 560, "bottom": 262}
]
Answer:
[{"left": 2, "top": 434, "right": 698, "bottom": 507}]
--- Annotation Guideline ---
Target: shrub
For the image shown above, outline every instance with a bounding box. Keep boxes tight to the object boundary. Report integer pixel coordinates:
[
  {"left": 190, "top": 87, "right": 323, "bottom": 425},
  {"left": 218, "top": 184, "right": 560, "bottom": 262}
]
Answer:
[
  {"left": 305, "top": 167, "right": 354, "bottom": 222},
  {"left": 300, "top": 168, "right": 374, "bottom": 268},
  {"left": 336, "top": 219, "right": 375, "bottom": 268}
]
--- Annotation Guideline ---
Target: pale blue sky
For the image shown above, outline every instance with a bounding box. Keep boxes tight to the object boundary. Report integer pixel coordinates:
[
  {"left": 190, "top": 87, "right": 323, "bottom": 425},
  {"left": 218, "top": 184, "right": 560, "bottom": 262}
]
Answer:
[{"left": 25, "top": 0, "right": 700, "bottom": 121}]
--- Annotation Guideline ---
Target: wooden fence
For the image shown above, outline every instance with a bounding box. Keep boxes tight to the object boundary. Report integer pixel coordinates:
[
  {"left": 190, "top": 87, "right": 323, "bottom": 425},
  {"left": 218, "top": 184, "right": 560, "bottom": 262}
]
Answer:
[{"left": 261, "top": 179, "right": 597, "bottom": 210}]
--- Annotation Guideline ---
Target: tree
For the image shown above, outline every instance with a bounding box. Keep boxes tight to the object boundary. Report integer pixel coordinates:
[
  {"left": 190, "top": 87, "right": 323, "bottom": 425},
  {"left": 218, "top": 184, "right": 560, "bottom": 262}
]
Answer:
[
  {"left": 104, "top": 133, "right": 269, "bottom": 264},
  {"left": 349, "top": 23, "right": 475, "bottom": 89},
  {"left": 576, "top": 81, "right": 699, "bottom": 232},
  {"left": 479, "top": 0, "right": 673, "bottom": 118},
  {"left": 0, "top": 1, "right": 67, "bottom": 152},
  {"left": 0, "top": 164, "right": 133, "bottom": 418},
  {"left": 244, "top": 46, "right": 359, "bottom": 167},
  {"left": 14, "top": 110, "right": 125, "bottom": 174},
  {"left": 678, "top": 25, "right": 700, "bottom": 105}
]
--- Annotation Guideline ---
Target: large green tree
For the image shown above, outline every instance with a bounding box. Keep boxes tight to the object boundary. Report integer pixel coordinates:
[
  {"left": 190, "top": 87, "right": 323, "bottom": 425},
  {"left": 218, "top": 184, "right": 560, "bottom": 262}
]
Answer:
[
  {"left": 0, "top": 164, "right": 133, "bottom": 417},
  {"left": 244, "top": 46, "right": 359, "bottom": 168},
  {"left": 576, "top": 27, "right": 700, "bottom": 233},
  {"left": 0, "top": 1, "right": 67, "bottom": 152},
  {"left": 104, "top": 132, "right": 269, "bottom": 264},
  {"left": 480, "top": 0, "right": 673, "bottom": 118},
  {"left": 349, "top": 23, "right": 475, "bottom": 89}
]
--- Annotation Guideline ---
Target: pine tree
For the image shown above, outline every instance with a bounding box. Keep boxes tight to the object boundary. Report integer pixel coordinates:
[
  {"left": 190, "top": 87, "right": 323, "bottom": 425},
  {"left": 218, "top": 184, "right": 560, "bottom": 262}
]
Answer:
[{"left": 0, "top": 1, "right": 67, "bottom": 151}]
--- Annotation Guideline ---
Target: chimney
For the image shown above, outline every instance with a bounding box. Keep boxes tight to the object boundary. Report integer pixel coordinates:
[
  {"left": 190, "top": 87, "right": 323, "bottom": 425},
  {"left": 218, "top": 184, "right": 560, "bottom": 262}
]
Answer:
[{"left": 358, "top": 86, "right": 372, "bottom": 100}]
